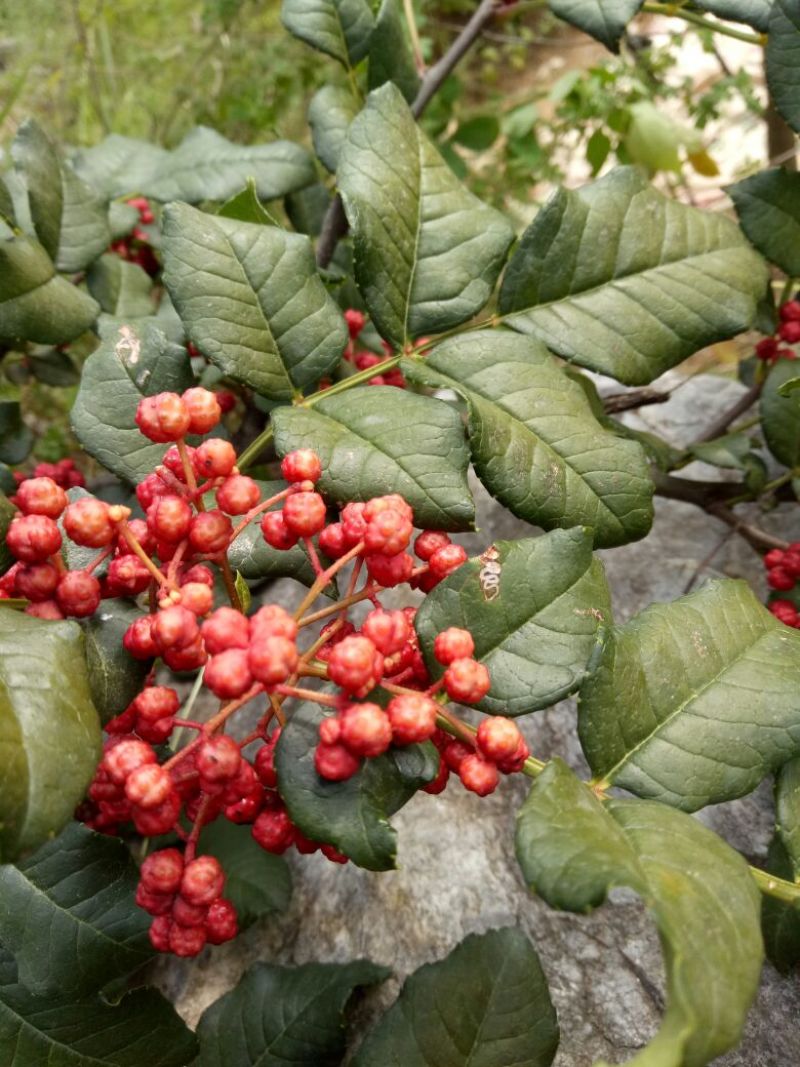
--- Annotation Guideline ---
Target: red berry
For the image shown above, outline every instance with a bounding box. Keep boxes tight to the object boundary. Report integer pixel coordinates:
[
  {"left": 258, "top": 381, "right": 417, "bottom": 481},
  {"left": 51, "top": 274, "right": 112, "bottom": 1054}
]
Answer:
[
  {"left": 106, "top": 555, "right": 152, "bottom": 596},
  {"left": 216, "top": 390, "right": 237, "bottom": 414},
  {"left": 248, "top": 635, "right": 298, "bottom": 687},
  {"left": 136, "top": 883, "right": 174, "bottom": 916},
  {"left": 172, "top": 896, "right": 208, "bottom": 928},
  {"left": 767, "top": 567, "right": 796, "bottom": 591},
  {"left": 344, "top": 308, "right": 366, "bottom": 338},
  {"left": 254, "top": 743, "right": 278, "bottom": 787},
  {"left": 414, "top": 530, "right": 451, "bottom": 560},
  {"left": 55, "top": 571, "right": 101, "bottom": 618},
  {"left": 261, "top": 510, "right": 299, "bottom": 550},
  {"left": 764, "top": 549, "right": 785, "bottom": 570},
  {"left": 364, "top": 509, "right": 412, "bottom": 557},
  {"left": 318, "top": 716, "right": 342, "bottom": 745},
  {"left": 135, "top": 393, "right": 191, "bottom": 443},
  {"left": 147, "top": 495, "right": 192, "bottom": 543},
  {"left": 103, "top": 739, "right": 156, "bottom": 785},
  {"left": 252, "top": 808, "right": 295, "bottom": 853},
  {"left": 123, "top": 614, "right": 159, "bottom": 659},
  {"left": 140, "top": 847, "right": 184, "bottom": 895},
  {"left": 327, "top": 635, "right": 384, "bottom": 695},
  {"left": 340, "top": 502, "right": 368, "bottom": 546},
  {"left": 181, "top": 855, "right": 224, "bottom": 906},
  {"left": 365, "top": 552, "right": 414, "bottom": 587},
  {"left": 179, "top": 581, "right": 214, "bottom": 616},
  {"left": 755, "top": 337, "right": 779, "bottom": 361},
  {"left": 783, "top": 552, "right": 800, "bottom": 579},
  {"left": 188, "top": 510, "right": 232, "bottom": 554},
  {"left": 153, "top": 605, "right": 199, "bottom": 650},
  {"left": 496, "top": 737, "right": 530, "bottom": 774},
  {"left": 318, "top": 522, "right": 347, "bottom": 558},
  {"left": 429, "top": 543, "right": 468, "bottom": 581},
  {"left": 149, "top": 915, "right": 173, "bottom": 951},
  {"left": 201, "top": 607, "right": 250, "bottom": 654},
  {"left": 434, "top": 627, "right": 475, "bottom": 665},
  {"left": 183, "top": 387, "right": 222, "bottom": 434},
  {"left": 24, "top": 599, "right": 63, "bottom": 619},
  {"left": 476, "top": 717, "right": 523, "bottom": 762},
  {"left": 224, "top": 787, "right": 264, "bottom": 824},
  {"left": 314, "top": 742, "right": 362, "bottom": 781},
  {"left": 443, "top": 657, "right": 490, "bottom": 704},
  {"left": 206, "top": 898, "right": 238, "bottom": 944},
  {"left": 204, "top": 649, "right": 254, "bottom": 699},
  {"left": 181, "top": 564, "right": 215, "bottom": 588},
  {"left": 194, "top": 439, "right": 237, "bottom": 478},
  {"left": 459, "top": 753, "right": 499, "bottom": 796},
  {"left": 281, "top": 449, "right": 322, "bottom": 484},
  {"left": 16, "top": 477, "right": 68, "bottom": 518},
  {"left": 14, "top": 562, "right": 59, "bottom": 601},
  {"left": 442, "top": 740, "right": 473, "bottom": 772},
  {"left": 283, "top": 492, "right": 326, "bottom": 538},
  {"left": 162, "top": 445, "right": 196, "bottom": 482},
  {"left": 779, "top": 320, "right": 800, "bottom": 344},
  {"left": 321, "top": 842, "right": 348, "bottom": 864},
  {"left": 387, "top": 693, "right": 438, "bottom": 745},
  {"left": 216, "top": 475, "right": 260, "bottom": 515},
  {"left": 423, "top": 756, "right": 450, "bottom": 795},
  {"left": 781, "top": 300, "right": 800, "bottom": 322},
  {"left": 168, "top": 922, "right": 206, "bottom": 957},
  {"left": 340, "top": 702, "right": 392, "bottom": 757},
  {"left": 136, "top": 472, "right": 170, "bottom": 510},
  {"left": 7, "top": 514, "right": 62, "bottom": 562},
  {"left": 361, "top": 608, "right": 411, "bottom": 656},
  {"left": 63, "top": 498, "right": 115, "bottom": 548},
  {"left": 196, "top": 735, "right": 241, "bottom": 782},
  {"left": 162, "top": 635, "right": 207, "bottom": 672},
  {"left": 125, "top": 763, "right": 173, "bottom": 809}
]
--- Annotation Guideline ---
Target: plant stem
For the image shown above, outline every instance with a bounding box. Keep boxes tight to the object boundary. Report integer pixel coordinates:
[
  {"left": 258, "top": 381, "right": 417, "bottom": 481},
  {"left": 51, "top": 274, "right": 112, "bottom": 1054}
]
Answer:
[
  {"left": 219, "top": 553, "right": 242, "bottom": 611},
  {"left": 641, "top": 2, "right": 765, "bottom": 44},
  {"left": 750, "top": 866, "right": 800, "bottom": 905},
  {"left": 116, "top": 520, "right": 172, "bottom": 589},
  {"left": 293, "top": 541, "right": 365, "bottom": 621},
  {"left": 403, "top": 0, "right": 426, "bottom": 72},
  {"left": 692, "top": 380, "right": 763, "bottom": 443},
  {"left": 236, "top": 425, "right": 274, "bottom": 472}
]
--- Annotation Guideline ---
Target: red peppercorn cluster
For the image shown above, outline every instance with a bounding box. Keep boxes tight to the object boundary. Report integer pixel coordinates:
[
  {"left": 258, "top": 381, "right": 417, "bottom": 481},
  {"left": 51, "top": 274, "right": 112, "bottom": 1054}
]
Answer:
[
  {"left": 343, "top": 307, "right": 406, "bottom": 388},
  {"left": 13, "top": 457, "right": 85, "bottom": 491},
  {"left": 109, "top": 196, "right": 159, "bottom": 275},
  {"left": 755, "top": 300, "right": 800, "bottom": 363},
  {"left": 765, "top": 543, "right": 800, "bottom": 627}
]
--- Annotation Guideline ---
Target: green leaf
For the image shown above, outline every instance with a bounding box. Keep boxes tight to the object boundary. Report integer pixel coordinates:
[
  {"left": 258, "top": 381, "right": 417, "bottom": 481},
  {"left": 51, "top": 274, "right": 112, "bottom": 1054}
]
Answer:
[
  {"left": 162, "top": 203, "right": 347, "bottom": 400},
  {"left": 498, "top": 167, "right": 769, "bottom": 386},
  {"left": 761, "top": 833, "right": 800, "bottom": 972},
  {"left": 226, "top": 481, "right": 323, "bottom": 589},
  {"left": 12, "top": 119, "right": 110, "bottom": 273},
  {"left": 196, "top": 958, "right": 389, "bottom": 1067},
  {"left": 728, "top": 168, "right": 800, "bottom": 277},
  {"left": 275, "top": 700, "right": 431, "bottom": 870},
  {"left": 515, "top": 759, "right": 763, "bottom": 1067},
  {"left": 217, "top": 179, "right": 280, "bottom": 226},
  {"left": 71, "top": 134, "right": 169, "bottom": 200},
  {"left": 776, "top": 755, "right": 800, "bottom": 873},
  {"left": 0, "top": 947, "right": 197, "bottom": 1067},
  {"left": 198, "top": 820, "right": 291, "bottom": 927},
  {"left": 0, "top": 401, "right": 33, "bottom": 465},
  {"left": 760, "top": 355, "right": 800, "bottom": 468},
  {"left": 767, "top": 0, "right": 800, "bottom": 133},
  {"left": 86, "top": 254, "right": 154, "bottom": 318},
  {"left": 281, "top": 0, "right": 375, "bottom": 67},
  {"left": 414, "top": 529, "right": 612, "bottom": 716},
  {"left": 624, "top": 101, "right": 682, "bottom": 173},
  {"left": 694, "top": 0, "right": 772, "bottom": 31},
  {"left": 28, "top": 348, "right": 79, "bottom": 387},
  {"left": 308, "top": 85, "right": 360, "bottom": 173},
  {"left": 0, "top": 491, "right": 15, "bottom": 576},
  {"left": 403, "top": 331, "right": 653, "bottom": 547},
  {"left": 368, "top": 0, "right": 421, "bottom": 105},
  {"left": 0, "top": 823, "right": 151, "bottom": 998},
  {"left": 352, "top": 927, "right": 558, "bottom": 1067},
  {"left": 0, "top": 231, "right": 99, "bottom": 346},
  {"left": 81, "top": 601, "right": 151, "bottom": 724},
  {"left": 586, "top": 128, "right": 611, "bottom": 175},
  {"left": 338, "top": 83, "right": 514, "bottom": 348},
  {"left": 71, "top": 321, "right": 193, "bottom": 485},
  {"left": 0, "top": 612, "right": 101, "bottom": 863},
  {"left": 579, "top": 578, "right": 800, "bottom": 811},
  {"left": 688, "top": 431, "right": 757, "bottom": 470},
  {"left": 549, "top": 0, "right": 643, "bottom": 52},
  {"left": 452, "top": 115, "right": 500, "bottom": 152},
  {"left": 272, "top": 387, "right": 474, "bottom": 531},
  {"left": 108, "top": 200, "right": 140, "bottom": 241}
]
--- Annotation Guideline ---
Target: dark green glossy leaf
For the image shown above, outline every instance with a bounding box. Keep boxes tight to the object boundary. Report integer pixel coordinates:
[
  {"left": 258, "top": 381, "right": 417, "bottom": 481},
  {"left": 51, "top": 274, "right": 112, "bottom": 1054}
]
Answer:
[
  {"left": 516, "top": 759, "right": 763, "bottom": 1067},
  {"left": 272, "top": 387, "right": 474, "bottom": 531},
  {"left": 0, "top": 823, "right": 151, "bottom": 997},
  {"left": 0, "top": 401, "right": 33, "bottom": 465},
  {"left": 196, "top": 958, "right": 389, "bottom": 1067},
  {"left": 767, "top": 0, "right": 800, "bottom": 134},
  {"left": 308, "top": 85, "right": 360, "bottom": 172},
  {"left": 403, "top": 331, "right": 653, "bottom": 547},
  {"left": 87, "top": 254, "right": 154, "bottom": 318},
  {"left": 728, "top": 167, "right": 800, "bottom": 277},
  {"left": 0, "top": 947, "right": 197, "bottom": 1067},
  {"left": 414, "top": 529, "right": 611, "bottom": 716},
  {"left": 694, "top": 0, "right": 772, "bottom": 31},
  {"left": 281, "top": 0, "right": 375, "bottom": 67},
  {"left": 81, "top": 601, "right": 151, "bottom": 723},
  {"left": 0, "top": 232, "right": 99, "bottom": 346},
  {"left": 760, "top": 357, "right": 800, "bottom": 468},
  {"left": 275, "top": 701, "right": 433, "bottom": 870},
  {"left": 338, "top": 84, "right": 514, "bottom": 347},
  {"left": 162, "top": 203, "right": 347, "bottom": 400},
  {"left": 549, "top": 0, "right": 643, "bottom": 52},
  {"left": 198, "top": 821, "right": 291, "bottom": 927},
  {"left": 71, "top": 320, "right": 193, "bottom": 485},
  {"left": 498, "top": 167, "right": 769, "bottom": 386},
  {"left": 368, "top": 0, "right": 421, "bottom": 104},
  {"left": 0, "top": 612, "right": 101, "bottom": 863},
  {"left": 352, "top": 928, "right": 559, "bottom": 1067},
  {"left": 579, "top": 578, "right": 800, "bottom": 811}
]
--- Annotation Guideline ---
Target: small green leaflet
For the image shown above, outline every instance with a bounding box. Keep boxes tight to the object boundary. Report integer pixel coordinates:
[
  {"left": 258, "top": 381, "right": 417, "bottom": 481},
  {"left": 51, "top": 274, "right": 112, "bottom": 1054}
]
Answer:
[
  {"left": 281, "top": 0, "right": 375, "bottom": 68},
  {"left": 760, "top": 357, "right": 800, "bottom": 469},
  {"left": 87, "top": 254, "right": 154, "bottom": 318},
  {"left": 728, "top": 167, "right": 800, "bottom": 278},
  {"left": 367, "top": 0, "right": 421, "bottom": 104},
  {"left": 308, "top": 85, "right": 360, "bottom": 173},
  {"left": 548, "top": 1, "right": 643, "bottom": 53}
]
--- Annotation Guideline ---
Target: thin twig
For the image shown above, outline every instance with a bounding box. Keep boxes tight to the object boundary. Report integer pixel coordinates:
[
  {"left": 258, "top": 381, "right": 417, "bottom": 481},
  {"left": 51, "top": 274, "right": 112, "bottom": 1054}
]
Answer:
[
  {"left": 693, "top": 381, "right": 763, "bottom": 444},
  {"left": 403, "top": 0, "right": 426, "bottom": 72},
  {"left": 602, "top": 387, "right": 670, "bottom": 414}
]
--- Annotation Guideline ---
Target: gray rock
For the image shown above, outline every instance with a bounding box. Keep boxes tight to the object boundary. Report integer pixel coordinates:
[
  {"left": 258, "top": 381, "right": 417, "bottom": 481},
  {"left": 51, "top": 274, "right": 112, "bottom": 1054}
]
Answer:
[{"left": 158, "top": 373, "right": 800, "bottom": 1066}]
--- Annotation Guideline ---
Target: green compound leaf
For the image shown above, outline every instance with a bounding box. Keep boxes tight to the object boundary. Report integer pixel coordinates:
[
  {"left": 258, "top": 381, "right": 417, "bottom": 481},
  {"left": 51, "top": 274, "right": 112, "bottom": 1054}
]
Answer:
[
  {"left": 71, "top": 320, "right": 193, "bottom": 485},
  {"left": 12, "top": 119, "right": 110, "bottom": 273},
  {"left": 728, "top": 167, "right": 800, "bottom": 278},
  {"left": 0, "top": 946, "right": 197, "bottom": 1067},
  {"left": 272, "top": 387, "right": 474, "bottom": 531},
  {"left": 694, "top": 0, "right": 772, "bottom": 31},
  {"left": 308, "top": 85, "right": 360, "bottom": 173},
  {"left": 87, "top": 254, "right": 154, "bottom": 318},
  {"left": 368, "top": 0, "right": 421, "bottom": 104},
  {"left": 760, "top": 357, "right": 800, "bottom": 469},
  {"left": 498, "top": 167, "right": 769, "bottom": 386},
  {"left": 81, "top": 601, "right": 151, "bottom": 724},
  {"left": 275, "top": 701, "right": 434, "bottom": 870},
  {"left": 162, "top": 203, "right": 347, "bottom": 400},
  {"left": 196, "top": 958, "right": 389, "bottom": 1067},
  {"left": 767, "top": 0, "right": 800, "bottom": 134},
  {"left": 515, "top": 759, "right": 763, "bottom": 1067},
  {"left": 579, "top": 578, "right": 800, "bottom": 811},
  {"left": 281, "top": 0, "right": 375, "bottom": 67},
  {"left": 0, "top": 823, "right": 152, "bottom": 998},
  {"left": 414, "top": 529, "right": 612, "bottom": 716},
  {"left": 352, "top": 927, "right": 559, "bottom": 1067},
  {"left": 198, "top": 821, "right": 291, "bottom": 927},
  {"left": 549, "top": 0, "right": 643, "bottom": 53},
  {"left": 0, "top": 612, "right": 101, "bottom": 863},
  {"left": 338, "top": 83, "right": 514, "bottom": 348},
  {"left": 0, "top": 231, "right": 99, "bottom": 346},
  {"left": 404, "top": 331, "right": 653, "bottom": 548}
]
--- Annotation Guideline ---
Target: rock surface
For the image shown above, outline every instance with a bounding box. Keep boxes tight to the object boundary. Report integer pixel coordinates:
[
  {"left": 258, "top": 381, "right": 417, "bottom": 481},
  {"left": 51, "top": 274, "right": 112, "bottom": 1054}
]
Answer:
[{"left": 158, "top": 374, "right": 800, "bottom": 1066}]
